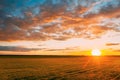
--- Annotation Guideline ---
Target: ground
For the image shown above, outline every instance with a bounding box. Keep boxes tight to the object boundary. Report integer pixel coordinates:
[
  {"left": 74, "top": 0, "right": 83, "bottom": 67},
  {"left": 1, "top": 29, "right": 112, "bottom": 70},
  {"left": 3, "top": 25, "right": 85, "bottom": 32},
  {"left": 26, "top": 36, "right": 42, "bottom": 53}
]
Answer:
[{"left": 0, "top": 56, "right": 120, "bottom": 80}]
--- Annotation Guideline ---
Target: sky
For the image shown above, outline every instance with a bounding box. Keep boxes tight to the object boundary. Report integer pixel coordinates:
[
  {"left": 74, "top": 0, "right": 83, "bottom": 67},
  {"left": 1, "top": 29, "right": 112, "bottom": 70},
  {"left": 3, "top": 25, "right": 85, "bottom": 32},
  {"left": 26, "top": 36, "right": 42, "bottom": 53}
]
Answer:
[{"left": 0, "top": 0, "right": 120, "bottom": 55}]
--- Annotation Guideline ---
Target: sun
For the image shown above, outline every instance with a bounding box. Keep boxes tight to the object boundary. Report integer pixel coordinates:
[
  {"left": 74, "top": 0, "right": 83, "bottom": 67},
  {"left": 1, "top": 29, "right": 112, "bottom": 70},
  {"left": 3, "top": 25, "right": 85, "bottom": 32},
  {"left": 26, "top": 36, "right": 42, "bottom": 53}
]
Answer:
[{"left": 91, "top": 49, "right": 101, "bottom": 56}]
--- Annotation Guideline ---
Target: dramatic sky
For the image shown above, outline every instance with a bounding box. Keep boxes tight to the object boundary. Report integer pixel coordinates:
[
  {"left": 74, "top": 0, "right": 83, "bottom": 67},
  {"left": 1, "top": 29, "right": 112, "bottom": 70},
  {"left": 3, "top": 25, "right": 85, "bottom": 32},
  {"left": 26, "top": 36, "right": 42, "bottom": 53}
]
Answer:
[{"left": 0, "top": 0, "right": 120, "bottom": 55}]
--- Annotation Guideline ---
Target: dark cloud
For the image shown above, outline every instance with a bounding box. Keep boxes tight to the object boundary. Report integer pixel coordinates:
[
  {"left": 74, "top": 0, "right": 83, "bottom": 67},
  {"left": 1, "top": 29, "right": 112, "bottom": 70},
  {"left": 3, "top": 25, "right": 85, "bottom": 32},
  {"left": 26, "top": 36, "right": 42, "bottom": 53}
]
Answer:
[
  {"left": 0, "top": 46, "right": 42, "bottom": 52},
  {"left": 0, "top": 0, "right": 120, "bottom": 41},
  {"left": 106, "top": 43, "right": 120, "bottom": 46}
]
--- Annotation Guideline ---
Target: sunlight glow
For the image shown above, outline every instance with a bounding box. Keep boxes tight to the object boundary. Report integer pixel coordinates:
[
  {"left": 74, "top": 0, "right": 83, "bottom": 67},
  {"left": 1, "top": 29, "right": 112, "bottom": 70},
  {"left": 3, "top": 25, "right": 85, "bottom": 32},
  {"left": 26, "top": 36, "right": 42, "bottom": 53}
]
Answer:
[{"left": 91, "top": 49, "right": 101, "bottom": 56}]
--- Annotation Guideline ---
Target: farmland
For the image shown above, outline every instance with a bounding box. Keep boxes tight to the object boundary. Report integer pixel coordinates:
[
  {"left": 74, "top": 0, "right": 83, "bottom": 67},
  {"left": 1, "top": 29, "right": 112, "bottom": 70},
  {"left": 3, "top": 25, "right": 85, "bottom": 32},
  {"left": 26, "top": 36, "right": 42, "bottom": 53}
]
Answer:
[{"left": 0, "top": 56, "right": 120, "bottom": 80}]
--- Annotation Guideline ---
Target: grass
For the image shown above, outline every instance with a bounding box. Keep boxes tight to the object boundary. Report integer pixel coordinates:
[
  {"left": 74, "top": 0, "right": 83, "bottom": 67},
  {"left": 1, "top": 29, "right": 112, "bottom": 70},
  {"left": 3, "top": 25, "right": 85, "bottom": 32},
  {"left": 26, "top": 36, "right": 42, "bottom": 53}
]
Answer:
[{"left": 0, "top": 56, "right": 120, "bottom": 80}]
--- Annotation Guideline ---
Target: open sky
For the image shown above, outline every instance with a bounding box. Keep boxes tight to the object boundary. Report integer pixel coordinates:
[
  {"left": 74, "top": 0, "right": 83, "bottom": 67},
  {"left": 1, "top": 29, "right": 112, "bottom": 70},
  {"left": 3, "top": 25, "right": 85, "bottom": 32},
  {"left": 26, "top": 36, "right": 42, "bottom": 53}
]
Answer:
[{"left": 0, "top": 0, "right": 120, "bottom": 55}]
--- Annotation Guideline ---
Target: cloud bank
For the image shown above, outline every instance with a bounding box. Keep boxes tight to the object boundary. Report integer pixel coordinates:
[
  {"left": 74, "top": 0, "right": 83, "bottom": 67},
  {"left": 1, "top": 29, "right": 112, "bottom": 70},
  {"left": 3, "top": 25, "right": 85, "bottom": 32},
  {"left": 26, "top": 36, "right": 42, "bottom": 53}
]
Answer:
[
  {"left": 106, "top": 43, "right": 120, "bottom": 46},
  {"left": 0, "top": 46, "right": 42, "bottom": 52},
  {"left": 0, "top": 0, "right": 120, "bottom": 41}
]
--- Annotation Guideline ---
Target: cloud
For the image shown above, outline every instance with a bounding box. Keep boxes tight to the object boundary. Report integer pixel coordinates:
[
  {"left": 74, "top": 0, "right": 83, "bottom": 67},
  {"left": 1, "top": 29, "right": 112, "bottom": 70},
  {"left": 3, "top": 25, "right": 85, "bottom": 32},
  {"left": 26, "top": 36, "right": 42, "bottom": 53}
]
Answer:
[
  {"left": 46, "top": 46, "right": 79, "bottom": 51},
  {"left": 0, "top": 0, "right": 120, "bottom": 41},
  {"left": 106, "top": 43, "right": 120, "bottom": 46},
  {"left": 0, "top": 46, "right": 43, "bottom": 52},
  {"left": 113, "top": 50, "right": 120, "bottom": 52},
  {"left": 81, "top": 0, "right": 120, "bottom": 17}
]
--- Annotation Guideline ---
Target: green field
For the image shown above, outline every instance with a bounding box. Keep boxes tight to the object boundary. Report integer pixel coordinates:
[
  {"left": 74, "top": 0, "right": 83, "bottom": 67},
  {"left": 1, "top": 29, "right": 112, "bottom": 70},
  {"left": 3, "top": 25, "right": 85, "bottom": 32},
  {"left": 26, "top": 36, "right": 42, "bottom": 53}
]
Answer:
[{"left": 0, "top": 56, "right": 120, "bottom": 80}]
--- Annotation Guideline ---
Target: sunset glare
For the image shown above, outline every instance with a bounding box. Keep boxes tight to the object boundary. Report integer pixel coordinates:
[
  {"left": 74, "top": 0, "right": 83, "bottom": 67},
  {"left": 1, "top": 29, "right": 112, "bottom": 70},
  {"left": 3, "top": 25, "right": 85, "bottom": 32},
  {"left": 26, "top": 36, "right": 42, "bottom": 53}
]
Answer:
[{"left": 91, "top": 49, "right": 101, "bottom": 56}]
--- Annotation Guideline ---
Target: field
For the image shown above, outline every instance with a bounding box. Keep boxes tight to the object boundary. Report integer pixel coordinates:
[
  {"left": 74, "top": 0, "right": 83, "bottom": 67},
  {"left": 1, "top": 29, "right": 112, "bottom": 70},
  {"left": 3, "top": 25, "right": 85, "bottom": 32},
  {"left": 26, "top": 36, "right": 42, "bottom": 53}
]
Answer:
[{"left": 0, "top": 56, "right": 120, "bottom": 80}]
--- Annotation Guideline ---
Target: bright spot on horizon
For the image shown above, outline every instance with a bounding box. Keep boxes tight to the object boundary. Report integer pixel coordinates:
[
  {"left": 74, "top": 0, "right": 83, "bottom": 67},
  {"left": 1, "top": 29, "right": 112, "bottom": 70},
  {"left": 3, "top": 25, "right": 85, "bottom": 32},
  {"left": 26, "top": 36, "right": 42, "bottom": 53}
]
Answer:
[{"left": 91, "top": 49, "right": 101, "bottom": 56}]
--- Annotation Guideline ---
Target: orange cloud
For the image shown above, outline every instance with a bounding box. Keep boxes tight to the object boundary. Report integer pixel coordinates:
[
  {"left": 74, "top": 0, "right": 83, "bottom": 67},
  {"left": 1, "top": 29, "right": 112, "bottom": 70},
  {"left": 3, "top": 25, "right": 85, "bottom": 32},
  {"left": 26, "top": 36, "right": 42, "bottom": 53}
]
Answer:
[
  {"left": 106, "top": 43, "right": 120, "bottom": 46},
  {"left": 0, "top": 0, "right": 120, "bottom": 41}
]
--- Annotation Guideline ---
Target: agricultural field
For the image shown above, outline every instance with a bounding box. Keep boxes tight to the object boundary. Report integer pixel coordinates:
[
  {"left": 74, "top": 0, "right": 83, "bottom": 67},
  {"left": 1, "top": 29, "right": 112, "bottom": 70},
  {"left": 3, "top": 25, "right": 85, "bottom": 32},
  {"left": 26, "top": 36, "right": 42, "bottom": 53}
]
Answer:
[{"left": 0, "top": 56, "right": 120, "bottom": 80}]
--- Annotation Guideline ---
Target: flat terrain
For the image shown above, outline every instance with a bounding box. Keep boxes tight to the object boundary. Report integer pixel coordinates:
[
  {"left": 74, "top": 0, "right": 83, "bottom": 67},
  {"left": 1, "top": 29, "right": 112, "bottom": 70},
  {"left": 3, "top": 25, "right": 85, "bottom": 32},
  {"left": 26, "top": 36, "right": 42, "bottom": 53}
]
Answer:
[{"left": 0, "top": 56, "right": 120, "bottom": 80}]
